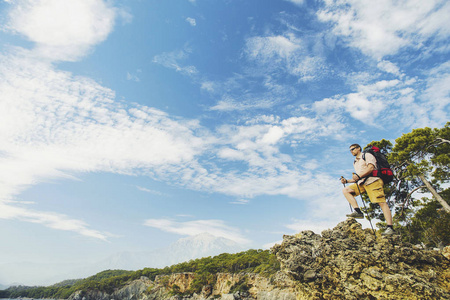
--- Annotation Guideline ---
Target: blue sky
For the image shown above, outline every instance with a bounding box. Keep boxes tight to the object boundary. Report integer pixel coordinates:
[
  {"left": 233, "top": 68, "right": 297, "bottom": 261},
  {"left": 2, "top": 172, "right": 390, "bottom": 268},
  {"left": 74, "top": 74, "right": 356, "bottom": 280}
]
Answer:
[{"left": 0, "top": 0, "right": 449, "bottom": 284}]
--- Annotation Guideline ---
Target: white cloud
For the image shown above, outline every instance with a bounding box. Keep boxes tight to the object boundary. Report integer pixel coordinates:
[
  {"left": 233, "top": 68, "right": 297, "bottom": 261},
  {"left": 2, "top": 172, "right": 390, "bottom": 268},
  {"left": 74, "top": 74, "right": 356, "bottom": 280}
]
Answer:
[
  {"left": 285, "top": 0, "right": 305, "bottom": 6},
  {"left": 186, "top": 17, "right": 196, "bottom": 26},
  {"left": 7, "top": 0, "right": 117, "bottom": 61},
  {"left": 153, "top": 48, "right": 198, "bottom": 76},
  {"left": 421, "top": 61, "right": 450, "bottom": 124},
  {"left": 0, "top": 50, "right": 347, "bottom": 240},
  {"left": 143, "top": 218, "right": 250, "bottom": 244},
  {"left": 312, "top": 96, "right": 346, "bottom": 115},
  {"left": 136, "top": 186, "right": 166, "bottom": 196},
  {"left": 245, "top": 34, "right": 325, "bottom": 81},
  {"left": 262, "top": 126, "right": 284, "bottom": 144},
  {"left": 200, "top": 81, "right": 215, "bottom": 92},
  {"left": 0, "top": 202, "right": 109, "bottom": 240},
  {"left": 345, "top": 92, "right": 385, "bottom": 122},
  {"left": 303, "top": 159, "right": 319, "bottom": 170},
  {"left": 377, "top": 60, "right": 402, "bottom": 77},
  {"left": 312, "top": 63, "right": 448, "bottom": 128},
  {"left": 318, "top": 0, "right": 450, "bottom": 59},
  {"left": 246, "top": 35, "right": 301, "bottom": 61},
  {"left": 210, "top": 96, "right": 276, "bottom": 111},
  {"left": 0, "top": 53, "right": 207, "bottom": 239},
  {"left": 126, "top": 71, "right": 140, "bottom": 82},
  {"left": 229, "top": 199, "right": 250, "bottom": 205}
]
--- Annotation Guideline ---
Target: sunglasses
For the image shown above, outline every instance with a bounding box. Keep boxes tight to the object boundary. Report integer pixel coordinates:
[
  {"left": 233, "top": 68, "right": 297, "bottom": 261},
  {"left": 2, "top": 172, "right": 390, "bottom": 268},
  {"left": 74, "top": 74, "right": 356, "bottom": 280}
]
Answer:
[{"left": 349, "top": 147, "right": 358, "bottom": 151}]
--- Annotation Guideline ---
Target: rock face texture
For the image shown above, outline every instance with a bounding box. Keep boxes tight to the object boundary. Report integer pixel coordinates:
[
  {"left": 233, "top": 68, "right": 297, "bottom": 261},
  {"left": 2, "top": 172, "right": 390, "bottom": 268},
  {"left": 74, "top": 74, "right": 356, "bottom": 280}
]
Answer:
[
  {"left": 272, "top": 218, "right": 450, "bottom": 300},
  {"left": 68, "top": 273, "right": 296, "bottom": 300}
]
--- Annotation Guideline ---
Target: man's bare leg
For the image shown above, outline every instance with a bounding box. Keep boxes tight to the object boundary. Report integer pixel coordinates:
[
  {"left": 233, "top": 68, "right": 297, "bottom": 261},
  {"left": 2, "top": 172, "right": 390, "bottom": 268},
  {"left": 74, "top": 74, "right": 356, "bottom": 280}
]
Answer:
[
  {"left": 379, "top": 202, "right": 393, "bottom": 226},
  {"left": 343, "top": 187, "right": 359, "bottom": 208}
]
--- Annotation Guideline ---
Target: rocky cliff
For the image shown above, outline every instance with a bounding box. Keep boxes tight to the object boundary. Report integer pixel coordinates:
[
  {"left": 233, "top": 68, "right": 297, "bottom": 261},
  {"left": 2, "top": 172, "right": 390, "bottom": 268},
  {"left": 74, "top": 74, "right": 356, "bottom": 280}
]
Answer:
[
  {"left": 272, "top": 218, "right": 450, "bottom": 300},
  {"left": 68, "top": 272, "right": 297, "bottom": 300},
  {"left": 68, "top": 219, "right": 450, "bottom": 300}
]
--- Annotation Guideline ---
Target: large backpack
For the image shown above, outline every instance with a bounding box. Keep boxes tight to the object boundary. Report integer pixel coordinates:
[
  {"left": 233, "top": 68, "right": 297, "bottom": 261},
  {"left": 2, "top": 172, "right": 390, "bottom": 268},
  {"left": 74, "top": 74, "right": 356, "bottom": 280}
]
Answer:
[{"left": 361, "top": 145, "right": 394, "bottom": 184}]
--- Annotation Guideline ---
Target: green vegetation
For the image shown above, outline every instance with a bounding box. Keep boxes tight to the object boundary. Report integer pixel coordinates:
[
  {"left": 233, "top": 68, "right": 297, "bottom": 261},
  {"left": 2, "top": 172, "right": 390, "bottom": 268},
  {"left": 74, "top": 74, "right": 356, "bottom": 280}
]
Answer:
[
  {"left": 0, "top": 249, "right": 279, "bottom": 299},
  {"left": 363, "top": 123, "right": 450, "bottom": 247},
  {"left": 229, "top": 277, "right": 249, "bottom": 294}
]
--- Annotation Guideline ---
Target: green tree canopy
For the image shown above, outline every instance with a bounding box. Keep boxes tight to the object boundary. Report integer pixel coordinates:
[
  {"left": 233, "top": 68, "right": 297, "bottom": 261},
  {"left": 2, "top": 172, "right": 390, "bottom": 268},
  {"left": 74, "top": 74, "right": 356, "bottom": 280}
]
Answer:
[
  {"left": 364, "top": 123, "right": 449, "bottom": 247},
  {"left": 389, "top": 122, "right": 450, "bottom": 212}
]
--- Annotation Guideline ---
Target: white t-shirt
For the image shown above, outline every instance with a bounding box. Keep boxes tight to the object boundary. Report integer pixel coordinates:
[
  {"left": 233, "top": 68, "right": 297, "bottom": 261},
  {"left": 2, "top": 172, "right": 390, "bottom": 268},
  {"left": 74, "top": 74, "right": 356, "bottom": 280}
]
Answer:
[{"left": 353, "top": 152, "right": 379, "bottom": 185}]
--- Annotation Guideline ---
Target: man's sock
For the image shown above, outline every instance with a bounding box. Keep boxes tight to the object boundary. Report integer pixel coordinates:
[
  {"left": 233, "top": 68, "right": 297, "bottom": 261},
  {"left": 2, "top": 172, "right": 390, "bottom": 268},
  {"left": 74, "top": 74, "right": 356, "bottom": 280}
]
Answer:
[{"left": 354, "top": 208, "right": 363, "bottom": 214}]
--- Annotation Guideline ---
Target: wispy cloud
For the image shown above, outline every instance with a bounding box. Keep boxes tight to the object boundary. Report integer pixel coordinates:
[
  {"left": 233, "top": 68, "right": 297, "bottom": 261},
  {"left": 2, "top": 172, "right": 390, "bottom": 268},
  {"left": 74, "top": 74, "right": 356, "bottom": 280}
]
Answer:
[
  {"left": 377, "top": 60, "right": 403, "bottom": 77},
  {"left": 210, "top": 96, "right": 277, "bottom": 112},
  {"left": 317, "top": 0, "right": 450, "bottom": 59},
  {"left": 0, "top": 202, "right": 110, "bottom": 240},
  {"left": 0, "top": 52, "right": 207, "bottom": 239},
  {"left": 143, "top": 218, "right": 250, "bottom": 244},
  {"left": 312, "top": 63, "right": 449, "bottom": 127},
  {"left": 136, "top": 186, "right": 167, "bottom": 196},
  {"left": 229, "top": 199, "right": 250, "bottom": 205},
  {"left": 153, "top": 48, "right": 198, "bottom": 76},
  {"left": 245, "top": 33, "right": 325, "bottom": 82},
  {"left": 126, "top": 70, "right": 141, "bottom": 82},
  {"left": 206, "top": 29, "right": 327, "bottom": 112},
  {"left": 186, "top": 17, "right": 196, "bottom": 26},
  {"left": 285, "top": 0, "right": 305, "bottom": 6},
  {"left": 0, "top": 49, "right": 344, "bottom": 239},
  {"left": 421, "top": 61, "right": 450, "bottom": 124}
]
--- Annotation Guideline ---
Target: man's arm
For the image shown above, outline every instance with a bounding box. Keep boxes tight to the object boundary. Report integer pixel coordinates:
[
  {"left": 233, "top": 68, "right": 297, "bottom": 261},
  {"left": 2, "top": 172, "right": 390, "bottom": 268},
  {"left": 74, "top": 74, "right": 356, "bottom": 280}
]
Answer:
[
  {"left": 341, "top": 163, "right": 375, "bottom": 184},
  {"left": 351, "top": 163, "right": 374, "bottom": 182}
]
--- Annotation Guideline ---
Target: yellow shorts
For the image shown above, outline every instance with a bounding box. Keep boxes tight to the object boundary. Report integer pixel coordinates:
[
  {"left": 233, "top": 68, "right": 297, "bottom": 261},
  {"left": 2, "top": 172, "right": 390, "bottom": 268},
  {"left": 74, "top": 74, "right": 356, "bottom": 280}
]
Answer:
[{"left": 349, "top": 179, "right": 386, "bottom": 203}]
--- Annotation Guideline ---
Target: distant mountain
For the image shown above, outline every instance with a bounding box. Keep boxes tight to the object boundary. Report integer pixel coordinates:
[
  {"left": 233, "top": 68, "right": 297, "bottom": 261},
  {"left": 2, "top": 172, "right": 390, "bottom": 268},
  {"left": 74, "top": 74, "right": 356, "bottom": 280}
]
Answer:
[
  {"left": 0, "top": 283, "right": 8, "bottom": 290},
  {"left": 0, "top": 260, "right": 82, "bottom": 287},
  {"left": 0, "top": 233, "right": 245, "bottom": 286},
  {"left": 93, "top": 232, "right": 245, "bottom": 270}
]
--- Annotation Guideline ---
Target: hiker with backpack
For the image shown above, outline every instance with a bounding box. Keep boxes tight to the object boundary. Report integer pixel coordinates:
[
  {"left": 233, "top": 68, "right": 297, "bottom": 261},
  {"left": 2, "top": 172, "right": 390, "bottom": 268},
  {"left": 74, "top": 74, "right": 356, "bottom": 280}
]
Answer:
[{"left": 340, "top": 144, "right": 395, "bottom": 236}]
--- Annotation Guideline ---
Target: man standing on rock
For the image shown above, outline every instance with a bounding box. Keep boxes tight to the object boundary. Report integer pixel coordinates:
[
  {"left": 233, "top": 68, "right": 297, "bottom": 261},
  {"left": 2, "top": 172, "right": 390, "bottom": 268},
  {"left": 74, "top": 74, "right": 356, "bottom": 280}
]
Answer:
[{"left": 340, "top": 144, "right": 395, "bottom": 236}]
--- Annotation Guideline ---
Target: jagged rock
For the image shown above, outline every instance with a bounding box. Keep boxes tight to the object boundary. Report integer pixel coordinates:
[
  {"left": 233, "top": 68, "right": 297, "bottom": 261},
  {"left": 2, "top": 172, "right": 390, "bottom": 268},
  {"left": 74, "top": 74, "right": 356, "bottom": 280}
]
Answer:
[
  {"left": 272, "top": 218, "right": 450, "bottom": 300},
  {"left": 114, "top": 277, "right": 153, "bottom": 300},
  {"left": 443, "top": 245, "right": 450, "bottom": 260},
  {"left": 69, "top": 289, "right": 110, "bottom": 300},
  {"left": 68, "top": 277, "right": 155, "bottom": 300}
]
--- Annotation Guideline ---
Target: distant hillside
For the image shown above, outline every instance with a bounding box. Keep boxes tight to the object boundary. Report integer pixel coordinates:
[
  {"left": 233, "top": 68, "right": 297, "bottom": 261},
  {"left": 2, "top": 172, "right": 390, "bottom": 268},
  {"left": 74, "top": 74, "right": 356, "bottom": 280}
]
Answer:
[{"left": 0, "top": 249, "right": 278, "bottom": 299}]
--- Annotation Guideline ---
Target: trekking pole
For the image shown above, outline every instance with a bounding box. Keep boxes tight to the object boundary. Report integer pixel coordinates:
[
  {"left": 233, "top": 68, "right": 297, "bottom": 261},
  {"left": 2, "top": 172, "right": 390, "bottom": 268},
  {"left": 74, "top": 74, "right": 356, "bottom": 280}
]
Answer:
[
  {"left": 341, "top": 176, "right": 353, "bottom": 212},
  {"left": 353, "top": 173, "right": 376, "bottom": 236}
]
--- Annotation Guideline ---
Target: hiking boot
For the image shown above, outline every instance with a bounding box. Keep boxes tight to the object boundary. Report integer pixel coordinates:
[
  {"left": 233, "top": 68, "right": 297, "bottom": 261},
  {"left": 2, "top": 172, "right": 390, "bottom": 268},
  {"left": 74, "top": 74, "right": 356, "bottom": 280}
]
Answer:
[
  {"left": 346, "top": 211, "right": 364, "bottom": 219},
  {"left": 382, "top": 227, "right": 395, "bottom": 236}
]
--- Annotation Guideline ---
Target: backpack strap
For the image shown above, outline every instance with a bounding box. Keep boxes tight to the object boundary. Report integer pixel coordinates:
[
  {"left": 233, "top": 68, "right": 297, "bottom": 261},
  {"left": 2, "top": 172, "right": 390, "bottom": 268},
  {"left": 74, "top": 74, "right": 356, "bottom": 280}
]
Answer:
[
  {"left": 354, "top": 152, "right": 367, "bottom": 164},
  {"left": 355, "top": 152, "right": 374, "bottom": 184}
]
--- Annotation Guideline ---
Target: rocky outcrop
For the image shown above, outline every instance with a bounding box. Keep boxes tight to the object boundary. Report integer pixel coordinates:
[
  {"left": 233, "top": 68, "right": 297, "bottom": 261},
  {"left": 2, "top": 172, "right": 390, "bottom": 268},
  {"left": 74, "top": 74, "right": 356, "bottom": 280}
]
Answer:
[
  {"left": 210, "top": 272, "right": 296, "bottom": 299},
  {"left": 272, "top": 218, "right": 450, "bottom": 300},
  {"left": 69, "top": 277, "right": 154, "bottom": 300}
]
